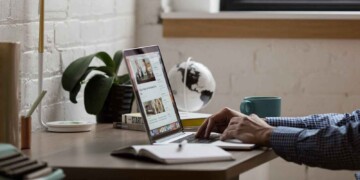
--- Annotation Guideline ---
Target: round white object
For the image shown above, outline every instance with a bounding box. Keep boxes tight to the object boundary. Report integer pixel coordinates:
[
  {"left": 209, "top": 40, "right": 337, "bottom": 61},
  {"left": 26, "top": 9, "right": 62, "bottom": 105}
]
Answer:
[
  {"left": 46, "top": 121, "right": 94, "bottom": 132},
  {"left": 168, "top": 59, "right": 216, "bottom": 112}
]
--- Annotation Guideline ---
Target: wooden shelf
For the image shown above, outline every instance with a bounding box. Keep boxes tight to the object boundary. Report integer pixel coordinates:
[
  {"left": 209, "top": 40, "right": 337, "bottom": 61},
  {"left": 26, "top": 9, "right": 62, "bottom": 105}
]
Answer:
[{"left": 162, "top": 12, "right": 360, "bottom": 39}]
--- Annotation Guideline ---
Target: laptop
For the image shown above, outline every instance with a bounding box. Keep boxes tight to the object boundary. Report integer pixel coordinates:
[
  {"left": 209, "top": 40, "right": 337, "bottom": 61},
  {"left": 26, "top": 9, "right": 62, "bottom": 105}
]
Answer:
[{"left": 123, "top": 45, "right": 255, "bottom": 150}]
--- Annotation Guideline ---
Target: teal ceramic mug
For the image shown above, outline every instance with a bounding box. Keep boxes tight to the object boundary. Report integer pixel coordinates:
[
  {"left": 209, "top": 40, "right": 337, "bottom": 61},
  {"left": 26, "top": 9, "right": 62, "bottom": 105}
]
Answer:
[{"left": 240, "top": 97, "right": 281, "bottom": 118}]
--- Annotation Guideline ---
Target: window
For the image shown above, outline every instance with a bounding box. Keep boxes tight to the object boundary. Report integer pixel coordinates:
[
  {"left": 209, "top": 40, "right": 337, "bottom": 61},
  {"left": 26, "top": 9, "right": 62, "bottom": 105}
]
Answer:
[{"left": 220, "top": 0, "right": 360, "bottom": 11}]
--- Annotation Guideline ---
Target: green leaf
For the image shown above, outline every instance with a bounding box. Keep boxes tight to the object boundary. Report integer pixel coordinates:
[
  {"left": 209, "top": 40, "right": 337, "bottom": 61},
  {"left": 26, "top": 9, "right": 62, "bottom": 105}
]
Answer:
[
  {"left": 113, "top": 50, "right": 123, "bottom": 75},
  {"left": 68, "top": 67, "right": 96, "bottom": 103},
  {"left": 95, "top": 52, "right": 115, "bottom": 70},
  {"left": 115, "top": 74, "right": 130, "bottom": 85},
  {"left": 94, "top": 66, "right": 114, "bottom": 77},
  {"left": 62, "top": 52, "right": 115, "bottom": 92},
  {"left": 84, "top": 75, "right": 115, "bottom": 115},
  {"left": 69, "top": 83, "right": 81, "bottom": 103}
]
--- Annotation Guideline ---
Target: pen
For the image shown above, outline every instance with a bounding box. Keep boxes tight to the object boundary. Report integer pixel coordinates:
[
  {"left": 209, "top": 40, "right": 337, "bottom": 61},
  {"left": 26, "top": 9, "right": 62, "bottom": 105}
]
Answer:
[
  {"left": 178, "top": 140, "right": 188, "bottom": 150},
  {"left": 26, "top": 90, "right": 47, "bottom": 118}
]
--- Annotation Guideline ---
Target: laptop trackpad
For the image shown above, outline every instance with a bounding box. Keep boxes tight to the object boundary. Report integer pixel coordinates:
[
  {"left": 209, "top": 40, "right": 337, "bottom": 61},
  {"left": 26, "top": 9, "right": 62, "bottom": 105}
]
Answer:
[
  {"left": 211, "top": 140, "right": 255, "bottom": 150},
  {"left": 223, "top": 139, "right": 243, "bottom": 144}
]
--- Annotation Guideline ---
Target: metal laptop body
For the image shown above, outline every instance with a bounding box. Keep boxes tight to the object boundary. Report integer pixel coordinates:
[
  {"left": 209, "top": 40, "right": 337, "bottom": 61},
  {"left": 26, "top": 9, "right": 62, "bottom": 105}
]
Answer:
[{"left": 123, "top": 45, "right": 254, "bottom": 150}]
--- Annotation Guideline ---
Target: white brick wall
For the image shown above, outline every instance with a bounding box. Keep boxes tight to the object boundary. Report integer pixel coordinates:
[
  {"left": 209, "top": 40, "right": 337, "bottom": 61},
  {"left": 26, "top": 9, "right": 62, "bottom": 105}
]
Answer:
[
  {"left": 0, "top": 0, "right": 136, "bottom": 130},
  {"left": 136, "top": 0, "right": 360, "bottom": 180},
  {"left": 0, "top": 0, "right": 10, "bottom": 20}
]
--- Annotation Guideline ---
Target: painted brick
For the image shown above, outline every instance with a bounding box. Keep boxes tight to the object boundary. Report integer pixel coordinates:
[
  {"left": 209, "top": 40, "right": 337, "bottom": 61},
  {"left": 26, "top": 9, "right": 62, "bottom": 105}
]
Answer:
[
  {"left": 21, "top": 78, "right": 38, "bottom": 109},
  {"left": 43, "top": 76, "right": 67, "bottom": 105},
  {"left": 109, "top": 39, "right": 134, "bottom": 75},
  {"left": 101, "top": 19, "right": 116, "bottom": 41},
  {"left": 68, "top": 0, "right": 92, "bottom": 17},
  {"left": 91, "top": 0, "right": 114, "bottom": 15},
  {"left": 83, "top": 46, "right": 99, "bottom": 56},
  {"left": 42, "top": 103, "right": 65, "bottom": 123},
  {"left": 107, "top": 16, "right": 136, "bottom": 42},
  {"left": 21, "top": 50, "right": 61, "bottom": 79},
  {"left": 0, "top": 24, "right": 23, "bottom": 42},
  {"left": 60, "top": 48, "right": 86, "bottom": 71},
  {"left": 119, "top": 16, "right": 135, "bottom": 38},
  {"left": 43, "top": 50, "right": 61, "bottom": 76},
  {"left": 22, "top": 22, "right": 54, "bottom": 51},
  {"left": 21, "top": 51, "right": 38, "bottom": 79},
  {"left": 10, "top": 0, "right": 39, "bottom": 21},
  {"left": 22, "top": 23, "right": 38, "bottom": 50},
  {"left": 45, "top": 0, "right": 68, "bottom": 12},
  {"left": 29, "top": 112, "right": 42, "bottom": 131},
  {"left": 0, "top": 0, "right": 10, "bottom": 20},
  {"left": 45, "top": 0, "right": 68, "bottom": 19},
  {"left": 21, "top": 76, "right": 66, "bottom": 109},
  {"left": 96, "top": 43, "right": 115, "bottom": 56},
  {"left": 80, "top": 20, "right": 102, "bottom": 44},
  {"left": 55, "top": 20, "right": 81, "bottom": 47},
  {"left": 64, "top": 101, "right": 95, "bottom": 122},
  {"left": 115, "top": 0, "right": 135, "bottom": 14}
]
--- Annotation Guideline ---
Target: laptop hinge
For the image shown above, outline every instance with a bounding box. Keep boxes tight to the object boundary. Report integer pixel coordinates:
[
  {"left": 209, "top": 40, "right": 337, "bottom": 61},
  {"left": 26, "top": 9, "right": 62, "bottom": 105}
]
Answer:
[{"left": 155, "top": 131, "right": 186, "bottom": 143}]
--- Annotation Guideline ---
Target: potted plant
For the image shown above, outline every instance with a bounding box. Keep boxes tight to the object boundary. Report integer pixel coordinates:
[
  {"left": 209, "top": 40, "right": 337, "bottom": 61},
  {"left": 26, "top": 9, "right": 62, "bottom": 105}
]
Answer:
[{"left": 61, "top": 50, "right": 134, "bottom": 123}]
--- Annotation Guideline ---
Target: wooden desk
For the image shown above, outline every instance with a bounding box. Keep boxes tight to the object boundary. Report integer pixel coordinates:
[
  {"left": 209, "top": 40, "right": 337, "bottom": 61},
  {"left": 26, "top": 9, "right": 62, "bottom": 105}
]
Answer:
[{"left": 23, "top": 124, "right": 277, "bottom": 180}]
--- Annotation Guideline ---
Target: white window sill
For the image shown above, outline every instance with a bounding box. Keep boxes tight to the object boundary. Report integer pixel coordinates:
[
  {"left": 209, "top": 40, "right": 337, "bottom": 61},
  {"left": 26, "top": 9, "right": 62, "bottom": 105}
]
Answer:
[{"left": 161, "top": 11, "right": 360, "bottom": 38}]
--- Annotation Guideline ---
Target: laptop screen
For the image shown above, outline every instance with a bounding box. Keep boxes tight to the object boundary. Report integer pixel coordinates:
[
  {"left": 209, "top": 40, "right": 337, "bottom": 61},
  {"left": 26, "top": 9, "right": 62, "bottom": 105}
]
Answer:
[{"left": 123, "top": 46, "right": 183, "bottom": 142}]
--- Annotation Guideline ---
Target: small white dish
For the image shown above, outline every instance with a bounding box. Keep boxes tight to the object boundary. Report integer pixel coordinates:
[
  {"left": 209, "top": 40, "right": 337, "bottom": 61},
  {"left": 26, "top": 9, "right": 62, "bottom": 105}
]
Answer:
[{"left": 46, "top": 121, "right": 95, "bottom": 132}]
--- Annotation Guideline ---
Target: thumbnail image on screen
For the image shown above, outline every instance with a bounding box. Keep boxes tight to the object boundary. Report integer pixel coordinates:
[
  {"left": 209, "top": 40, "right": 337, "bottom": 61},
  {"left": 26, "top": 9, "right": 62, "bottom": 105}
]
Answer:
[
  {"left": 134, "top": 58, "right": 156, "bottom": 84},
  {"left": 150, "top": 122, "right": 180, "bottom": 136},
  {"left": 143, "top": 98, "right": 165, "bottom": 116}
]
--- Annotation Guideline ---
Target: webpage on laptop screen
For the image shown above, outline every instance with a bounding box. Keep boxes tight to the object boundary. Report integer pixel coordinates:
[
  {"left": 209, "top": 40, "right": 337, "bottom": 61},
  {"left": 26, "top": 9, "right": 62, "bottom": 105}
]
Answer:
[{"left": 127, "top": 52, "right": 180, "bottom": 137}]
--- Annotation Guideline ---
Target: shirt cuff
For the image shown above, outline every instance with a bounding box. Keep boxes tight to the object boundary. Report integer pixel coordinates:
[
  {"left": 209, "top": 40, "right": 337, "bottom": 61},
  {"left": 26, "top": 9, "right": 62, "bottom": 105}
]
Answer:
[
  {"left": 266, "top": 117, "right": 283, "bottom": 126},
  {"left": 270, "top": 126, "right": 303, "bottom": 163}
]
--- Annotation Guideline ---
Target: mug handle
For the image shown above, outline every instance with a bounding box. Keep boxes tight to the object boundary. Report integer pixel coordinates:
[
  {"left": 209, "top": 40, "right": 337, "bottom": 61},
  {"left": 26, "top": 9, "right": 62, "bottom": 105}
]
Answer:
[{"left": 240, "top": 100, "right": 253, "bottom": 115}]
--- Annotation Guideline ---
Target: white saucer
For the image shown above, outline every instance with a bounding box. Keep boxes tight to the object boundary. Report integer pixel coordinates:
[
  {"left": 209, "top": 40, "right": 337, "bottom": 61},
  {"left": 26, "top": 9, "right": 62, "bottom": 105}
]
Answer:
[{"left": 46, "top": 121, "right": 95, "bottom": 132}]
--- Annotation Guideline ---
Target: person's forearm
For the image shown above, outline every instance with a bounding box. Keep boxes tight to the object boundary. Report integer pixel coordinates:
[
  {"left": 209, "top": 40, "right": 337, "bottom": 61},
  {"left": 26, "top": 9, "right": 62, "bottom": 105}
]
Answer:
[
  {"left": 266, "top": 109, "right": 360, "bottom": 129},
  {"left": 270, "top": 122, "right": 360, "bottom": 170}
]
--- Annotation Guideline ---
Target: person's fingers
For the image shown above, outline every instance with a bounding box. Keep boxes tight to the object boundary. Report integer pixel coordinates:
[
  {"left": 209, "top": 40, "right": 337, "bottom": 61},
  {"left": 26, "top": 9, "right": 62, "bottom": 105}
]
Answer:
[
  {"left": 228, "top": 117, "right": 243, "bottom": 125},
  {"left": 195, "top": 118, "right": 209, "bottom": 138},
  {"left": 249, "top": 113, "right": 258, "bottom": 118},
  {"left": 223, "top": 123, "right": 238, "bottom": 131},
  {"left": 220, "top": 129, "right": 236, "bottom": 140},
  {"left": 197, "top": 107, "right": 243, "bottom": 138},
  {"left": 204, "top": 108, "right": 232, "bottom": 138},
  {"left": 205, "top": 117, "right": 216, "bottom": 138}
]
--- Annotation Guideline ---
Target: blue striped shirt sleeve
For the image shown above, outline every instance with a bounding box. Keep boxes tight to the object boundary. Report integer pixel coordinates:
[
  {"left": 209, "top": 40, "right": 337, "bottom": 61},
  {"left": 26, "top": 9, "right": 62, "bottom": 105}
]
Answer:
[
  {"left": 266, "top": 109, "right": 360, "bottom": 129},
  {"left": 266, "top": 110, "right": 360, "bottom": 170}
]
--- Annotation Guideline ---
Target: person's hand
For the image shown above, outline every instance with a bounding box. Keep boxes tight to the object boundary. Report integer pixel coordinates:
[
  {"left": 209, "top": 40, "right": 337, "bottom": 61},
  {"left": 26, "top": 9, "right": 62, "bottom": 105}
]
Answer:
[
  {"left": 220, "top": 114, "right": 274, "bottom": 147},
  {"left": 195, "top": 107, "right": 248, "bottom": 138}
]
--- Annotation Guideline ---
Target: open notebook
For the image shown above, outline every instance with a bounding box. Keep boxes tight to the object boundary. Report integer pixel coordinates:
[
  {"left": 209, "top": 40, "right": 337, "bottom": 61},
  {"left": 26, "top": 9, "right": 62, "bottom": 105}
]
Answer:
[{"left": 111, "top": 144, "right": 234, "bottom": 164}]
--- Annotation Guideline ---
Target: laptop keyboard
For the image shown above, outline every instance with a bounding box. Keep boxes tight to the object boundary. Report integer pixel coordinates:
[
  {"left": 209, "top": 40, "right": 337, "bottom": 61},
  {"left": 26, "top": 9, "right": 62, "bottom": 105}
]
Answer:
[{"left": 171, "top": 134, "right": 220, "bottom": 144}]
